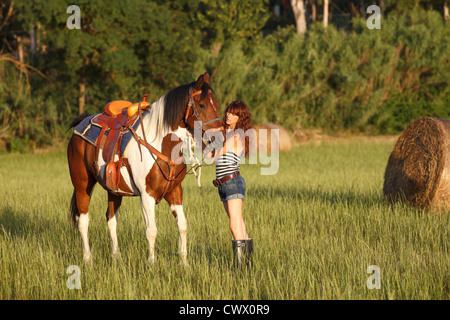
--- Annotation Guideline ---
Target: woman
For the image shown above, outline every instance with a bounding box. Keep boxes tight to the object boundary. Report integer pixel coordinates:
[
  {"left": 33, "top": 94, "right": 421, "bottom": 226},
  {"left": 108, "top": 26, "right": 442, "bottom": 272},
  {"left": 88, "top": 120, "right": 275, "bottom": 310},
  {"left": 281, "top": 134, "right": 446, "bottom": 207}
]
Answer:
[{"left": 209, "top": 101, "right": 253, "bottom": 268}]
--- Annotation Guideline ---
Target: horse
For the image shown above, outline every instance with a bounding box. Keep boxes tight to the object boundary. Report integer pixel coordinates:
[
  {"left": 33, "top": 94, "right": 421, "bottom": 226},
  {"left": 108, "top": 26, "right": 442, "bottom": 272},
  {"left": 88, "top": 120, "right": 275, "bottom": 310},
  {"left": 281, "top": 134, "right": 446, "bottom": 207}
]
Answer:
[
  {"left": 184, "top": 134, "right": 203, "bottom": 187},
  {"left": 67, "top": 73, "right": 222, "bottom": 264}
]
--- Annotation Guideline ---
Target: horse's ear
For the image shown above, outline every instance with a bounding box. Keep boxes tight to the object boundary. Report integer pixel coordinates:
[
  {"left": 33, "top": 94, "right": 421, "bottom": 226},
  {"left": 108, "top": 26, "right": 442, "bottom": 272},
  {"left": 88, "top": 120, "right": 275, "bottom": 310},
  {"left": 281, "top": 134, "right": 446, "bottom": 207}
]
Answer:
[
  {"left": 203, "top": 73, "right": 211, "bottom": 85},
  {"left": 194, "top": 74, "right": 205, "bottom": 91}
]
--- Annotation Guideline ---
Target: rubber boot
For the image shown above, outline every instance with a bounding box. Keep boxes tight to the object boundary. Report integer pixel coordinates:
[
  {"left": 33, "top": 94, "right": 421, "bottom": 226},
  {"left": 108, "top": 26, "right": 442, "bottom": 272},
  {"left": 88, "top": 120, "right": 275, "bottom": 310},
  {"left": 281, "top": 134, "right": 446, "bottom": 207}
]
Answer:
[{"left": 232, "top": 238, "right": 253, "bottom": 268}]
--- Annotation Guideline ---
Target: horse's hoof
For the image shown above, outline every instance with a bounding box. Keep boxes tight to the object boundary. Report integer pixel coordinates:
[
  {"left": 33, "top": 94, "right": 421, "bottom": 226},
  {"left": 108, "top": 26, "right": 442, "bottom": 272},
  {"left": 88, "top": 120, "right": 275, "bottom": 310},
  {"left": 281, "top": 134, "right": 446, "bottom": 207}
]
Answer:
[
  {"left": 180, "top": 260, "right": 189, "bottom": 267},
  {"left": 112, "top": 252, "right": 122, "bottom": 261},
  {"left": 180, "top": 254, "right": 188, "bottom": 266},
  {"left": 83, "top": 255, "right": 92, "bottom": 266}
]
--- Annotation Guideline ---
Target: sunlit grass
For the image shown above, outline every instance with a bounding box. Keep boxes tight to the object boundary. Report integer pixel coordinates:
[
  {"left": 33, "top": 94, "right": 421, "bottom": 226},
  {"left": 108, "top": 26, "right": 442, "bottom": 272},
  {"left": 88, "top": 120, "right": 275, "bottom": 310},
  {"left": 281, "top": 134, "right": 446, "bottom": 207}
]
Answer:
[{"left": 0, "top": 142, "right": 448, "bottom": 299}]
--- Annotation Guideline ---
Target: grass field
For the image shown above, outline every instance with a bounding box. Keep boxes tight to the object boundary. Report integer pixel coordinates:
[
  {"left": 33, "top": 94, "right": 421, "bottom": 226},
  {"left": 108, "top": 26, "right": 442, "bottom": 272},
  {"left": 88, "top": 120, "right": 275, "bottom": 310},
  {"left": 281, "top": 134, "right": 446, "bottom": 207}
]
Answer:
[{"left": 0, "top": 140, "right": 448, "bottom": 299}]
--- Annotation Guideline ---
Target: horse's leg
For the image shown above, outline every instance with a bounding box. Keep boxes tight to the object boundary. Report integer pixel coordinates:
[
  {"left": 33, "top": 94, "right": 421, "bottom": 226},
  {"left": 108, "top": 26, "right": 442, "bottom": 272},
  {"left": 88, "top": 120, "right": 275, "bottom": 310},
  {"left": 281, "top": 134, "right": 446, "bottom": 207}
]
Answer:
[
  {"left": 164, "top": 184, "right": 188, "bottom": 265},
  {"left": 68, "top": 135, "right": 97, "bottom": 264},
  {"left": 140, "top": 192, "right": 157, "bottom": 263},
  {"left": 106, "top": 192, "right": 122, "bottom": 259},
  {"left": 196, "top": 166, "right": 202, "bottom": 188}
]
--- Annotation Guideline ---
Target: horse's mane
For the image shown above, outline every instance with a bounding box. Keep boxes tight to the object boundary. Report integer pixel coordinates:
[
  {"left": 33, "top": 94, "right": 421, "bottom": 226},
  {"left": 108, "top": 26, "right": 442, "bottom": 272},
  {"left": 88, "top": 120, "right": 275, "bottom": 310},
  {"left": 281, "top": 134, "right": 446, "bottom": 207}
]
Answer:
[{"left": 144, "top": 81, "right": 214, "bottom": 142}]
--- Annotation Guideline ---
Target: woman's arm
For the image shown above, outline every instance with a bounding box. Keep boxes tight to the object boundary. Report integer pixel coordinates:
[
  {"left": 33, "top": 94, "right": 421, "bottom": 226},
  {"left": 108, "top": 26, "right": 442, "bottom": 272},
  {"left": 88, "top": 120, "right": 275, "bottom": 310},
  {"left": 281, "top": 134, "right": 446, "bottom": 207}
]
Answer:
[
  {"left": 204, "top": 130, "right": 244, "bottom": 160},
  {"left": 205, "top": 145, "right": 223, "bottom": 160},
  {"left": 204, "top": 135, "right": 225, "bottom": 161}
]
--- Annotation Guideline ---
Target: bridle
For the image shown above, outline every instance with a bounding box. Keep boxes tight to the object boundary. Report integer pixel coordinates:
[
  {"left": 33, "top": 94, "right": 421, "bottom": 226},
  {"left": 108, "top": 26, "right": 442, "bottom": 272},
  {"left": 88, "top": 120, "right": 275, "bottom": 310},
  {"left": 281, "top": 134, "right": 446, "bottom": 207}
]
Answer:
[
  {"left": 184, "top": 86, "right": 221, "bottom": 138},
  {"left": 130, "top": 85, "right": 222, "bottom": 204}
]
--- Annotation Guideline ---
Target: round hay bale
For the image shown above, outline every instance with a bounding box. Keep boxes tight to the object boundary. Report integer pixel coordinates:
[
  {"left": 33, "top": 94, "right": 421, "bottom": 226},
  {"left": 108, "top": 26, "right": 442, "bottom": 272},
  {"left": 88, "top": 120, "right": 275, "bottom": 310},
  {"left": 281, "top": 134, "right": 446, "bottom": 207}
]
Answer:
[
  {"left": 383, "top": 117, "right": 450, "bottom": 212},
  {"left": 253, "top": 123, "right": 292, "bottom": 153}
]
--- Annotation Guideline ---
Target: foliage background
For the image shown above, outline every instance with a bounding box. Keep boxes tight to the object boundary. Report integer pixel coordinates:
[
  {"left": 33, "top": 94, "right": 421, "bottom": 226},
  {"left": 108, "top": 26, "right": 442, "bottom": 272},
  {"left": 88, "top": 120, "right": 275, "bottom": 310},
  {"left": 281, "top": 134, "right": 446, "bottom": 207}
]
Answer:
[{"left": 0, "top": 0, "right": 449, "bottom": 152}]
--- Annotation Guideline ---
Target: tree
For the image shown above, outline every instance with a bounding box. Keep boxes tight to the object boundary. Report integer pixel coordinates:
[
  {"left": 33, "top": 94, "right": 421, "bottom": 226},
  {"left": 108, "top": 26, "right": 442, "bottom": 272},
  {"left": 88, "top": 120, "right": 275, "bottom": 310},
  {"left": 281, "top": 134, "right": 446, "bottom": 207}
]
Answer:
[
  {"left": 187, "top": 0, "right": 270, "bottom": 47},
  {"left": 291, "top": 0, "right": 307, "bottom": 33},
  {"left": 323, "top": 0, "right": 329, "bottom": 27},
  {"left": 444, "top": 1, "right": 449, "bottom": 20},
  {"left": 310, "top": 0, "right": 317, "bottom": 23},
  {"left": 11, "top": 0, "right": 200, "bottom": 115}
]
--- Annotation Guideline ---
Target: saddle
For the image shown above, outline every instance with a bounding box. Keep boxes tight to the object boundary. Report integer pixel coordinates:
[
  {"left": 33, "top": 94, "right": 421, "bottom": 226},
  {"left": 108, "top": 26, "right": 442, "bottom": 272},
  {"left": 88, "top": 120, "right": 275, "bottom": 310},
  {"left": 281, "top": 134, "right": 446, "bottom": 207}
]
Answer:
[{"left": 93, "top": 94, "right": 150, "bottom": 192}]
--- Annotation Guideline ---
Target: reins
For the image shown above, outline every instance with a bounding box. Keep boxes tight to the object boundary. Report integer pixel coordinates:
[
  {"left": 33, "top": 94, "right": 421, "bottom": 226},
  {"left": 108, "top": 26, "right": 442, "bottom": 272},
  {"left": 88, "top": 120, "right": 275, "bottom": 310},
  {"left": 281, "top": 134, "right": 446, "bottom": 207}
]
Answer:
[
  {"left": 186, "top": 86, "right": 221, "bottom": 147},
  {"left": 129, "top": 86, "right": 219, "bottom": 202}
]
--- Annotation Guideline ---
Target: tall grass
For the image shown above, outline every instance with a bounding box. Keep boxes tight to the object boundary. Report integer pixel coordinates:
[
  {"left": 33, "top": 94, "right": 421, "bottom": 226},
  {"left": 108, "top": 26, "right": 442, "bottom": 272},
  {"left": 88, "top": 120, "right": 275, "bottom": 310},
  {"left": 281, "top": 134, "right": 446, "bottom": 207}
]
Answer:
[{"left": 0, "top": 141, "right": 448, "bottom": 299}]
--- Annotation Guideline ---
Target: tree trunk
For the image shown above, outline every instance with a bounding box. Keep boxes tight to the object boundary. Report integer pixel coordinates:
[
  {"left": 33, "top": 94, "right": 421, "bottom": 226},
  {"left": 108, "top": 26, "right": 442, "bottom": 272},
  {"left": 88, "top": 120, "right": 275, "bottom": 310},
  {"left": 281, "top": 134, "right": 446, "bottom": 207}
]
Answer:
[
  {"left": 78, "top": 78, "right": 86, "bottom": 115},
  {"left": 30, "top": 27, "right": 36, "bottom": 54},
  {"left": 311, "top": 0, "right": 317, "bottom": 23},
  {"left": 36, "top": 23, "right": 41, "bottom": 53},
  {"left": 323, "top": 0, "right": 329, "bottom": 28},
  {"left": 445, "top": 2, "right": 449, "bottom": 21},
  {"left": 17, "top": 36, "right": 24, "bottom": 64},
  {"left": 350, "top": 1, "right": 359, "bottom": 18},
  {"left": 291, "top": 0, "right": 307, "bottom": 34},
  {"left": 17, "top": 36, "right": 24, "bottom": 79}
]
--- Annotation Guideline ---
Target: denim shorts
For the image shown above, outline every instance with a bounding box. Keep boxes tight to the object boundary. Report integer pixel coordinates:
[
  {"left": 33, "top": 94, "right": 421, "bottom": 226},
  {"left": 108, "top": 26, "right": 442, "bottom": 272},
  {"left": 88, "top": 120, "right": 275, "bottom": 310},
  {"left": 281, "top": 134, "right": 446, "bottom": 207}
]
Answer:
[{"left": 218, "top": 175, "right": 246, "bottom": 202}]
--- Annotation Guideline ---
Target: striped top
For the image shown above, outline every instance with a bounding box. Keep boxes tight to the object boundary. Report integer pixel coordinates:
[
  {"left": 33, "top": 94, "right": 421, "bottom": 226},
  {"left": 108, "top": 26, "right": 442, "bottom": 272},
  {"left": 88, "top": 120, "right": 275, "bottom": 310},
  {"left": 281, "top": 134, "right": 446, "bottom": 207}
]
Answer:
[{"left": 215, "top": 151, "right": 241, "bottom": 179}]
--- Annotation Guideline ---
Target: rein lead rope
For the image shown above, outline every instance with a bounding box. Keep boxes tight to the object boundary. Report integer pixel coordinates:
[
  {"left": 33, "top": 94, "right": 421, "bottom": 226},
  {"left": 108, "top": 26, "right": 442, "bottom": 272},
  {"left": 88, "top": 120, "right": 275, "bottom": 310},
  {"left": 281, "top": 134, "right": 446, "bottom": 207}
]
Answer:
[{"left": 130, "top": 86, "right": 219, "bottom": 193}]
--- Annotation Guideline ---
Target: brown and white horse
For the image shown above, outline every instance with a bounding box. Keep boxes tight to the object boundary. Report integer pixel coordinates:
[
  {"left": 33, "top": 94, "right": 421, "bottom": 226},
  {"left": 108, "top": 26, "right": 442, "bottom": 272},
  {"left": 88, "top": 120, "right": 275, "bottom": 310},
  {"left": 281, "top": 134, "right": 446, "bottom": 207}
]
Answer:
[{"left": 67, "top": 73, "right": 222, "bottom": 264}]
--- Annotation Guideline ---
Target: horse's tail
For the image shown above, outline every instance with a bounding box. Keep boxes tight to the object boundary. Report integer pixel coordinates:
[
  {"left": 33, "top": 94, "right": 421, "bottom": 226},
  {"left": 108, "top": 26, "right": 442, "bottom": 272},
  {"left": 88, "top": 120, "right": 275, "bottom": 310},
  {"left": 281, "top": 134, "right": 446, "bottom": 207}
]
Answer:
[
  {"left": 69, "top": 190, "right": 80, "bottom": 229},
  {"left": 66, "top": 112, "right": 90, "bottom": 133}
]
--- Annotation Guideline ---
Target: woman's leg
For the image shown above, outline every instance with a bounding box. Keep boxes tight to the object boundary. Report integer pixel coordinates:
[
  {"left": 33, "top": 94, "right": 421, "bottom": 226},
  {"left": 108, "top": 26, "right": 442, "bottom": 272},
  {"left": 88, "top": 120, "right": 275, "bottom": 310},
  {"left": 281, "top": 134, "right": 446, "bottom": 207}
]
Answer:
[
  {"left": 223, "top": 198, "right": 248, "bottom": 240},
  {"left": 224, "top": 199, "right": 252, "bottom": 268}
]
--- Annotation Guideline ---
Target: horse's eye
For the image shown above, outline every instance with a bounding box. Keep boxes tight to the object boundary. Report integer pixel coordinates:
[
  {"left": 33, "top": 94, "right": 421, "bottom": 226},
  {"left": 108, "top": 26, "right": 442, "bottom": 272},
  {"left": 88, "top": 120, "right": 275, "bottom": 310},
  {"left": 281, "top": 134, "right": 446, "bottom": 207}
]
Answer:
[{"left": 199, "top": 104, "right": 206, "bottom": 109}]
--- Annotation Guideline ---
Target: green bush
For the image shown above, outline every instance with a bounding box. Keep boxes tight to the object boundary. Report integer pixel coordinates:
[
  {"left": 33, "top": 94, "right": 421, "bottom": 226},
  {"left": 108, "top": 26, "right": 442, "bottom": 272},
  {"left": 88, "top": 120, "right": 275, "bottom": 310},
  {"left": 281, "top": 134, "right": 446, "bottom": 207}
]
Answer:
[
  {"left": 196, "top": 8, "right": 450, "bottom": 134},
  {"left": 1, "top": 6, "right": 449, "bottom": 151}
]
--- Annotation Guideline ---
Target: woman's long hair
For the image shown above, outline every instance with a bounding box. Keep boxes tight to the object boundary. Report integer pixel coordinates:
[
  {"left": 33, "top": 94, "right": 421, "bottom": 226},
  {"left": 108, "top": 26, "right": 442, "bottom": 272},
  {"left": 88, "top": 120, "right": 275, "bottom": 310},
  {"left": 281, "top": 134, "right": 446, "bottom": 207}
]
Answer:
[{"left": 222, "top": 101, "right": 253, "bottom": 158}]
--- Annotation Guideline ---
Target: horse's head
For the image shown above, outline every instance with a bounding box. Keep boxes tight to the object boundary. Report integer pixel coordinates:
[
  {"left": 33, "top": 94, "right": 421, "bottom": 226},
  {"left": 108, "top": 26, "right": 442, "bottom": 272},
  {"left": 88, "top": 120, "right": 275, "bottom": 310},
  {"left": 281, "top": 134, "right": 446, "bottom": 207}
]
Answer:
[{"left": 184, "top": 73, "right": 223, "bottom": 142}]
